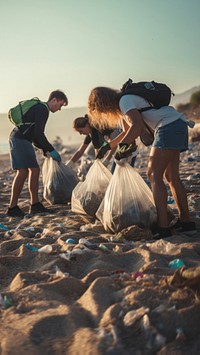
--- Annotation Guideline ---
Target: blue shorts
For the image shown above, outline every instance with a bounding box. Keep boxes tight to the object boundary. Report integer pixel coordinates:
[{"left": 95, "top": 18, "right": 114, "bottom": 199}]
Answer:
[
  {"left": 153, "top": 119, "right": 188, "bottom": 151},
  {"left": 9, "top": 137, "right": 39, "bottom": 170}
]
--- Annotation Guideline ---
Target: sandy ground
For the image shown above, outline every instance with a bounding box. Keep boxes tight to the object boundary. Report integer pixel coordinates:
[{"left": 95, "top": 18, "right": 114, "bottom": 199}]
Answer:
[{"left": 0, "top": 143, "right": 200, "bottom": 354}]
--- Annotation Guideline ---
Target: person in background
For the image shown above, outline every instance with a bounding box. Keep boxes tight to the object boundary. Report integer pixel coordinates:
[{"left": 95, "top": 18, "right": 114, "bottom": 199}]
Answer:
[
  {"left": 7, "top": 90, "right": 68, "bottom": 217},
  {"left": 65, "top": 114, "right": 116, "bottom": 169},
  {"left": 88, "top": 85, "right": 196, "bottom": 239}
]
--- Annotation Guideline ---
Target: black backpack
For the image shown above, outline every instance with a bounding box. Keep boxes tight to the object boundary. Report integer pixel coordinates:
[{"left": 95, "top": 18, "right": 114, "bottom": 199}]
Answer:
[
  {"left": 120, "top": 79, "right": 174, "bottom": 111},
  {"left": 119, "top": 79, "right": 175, "bottom": 146}
]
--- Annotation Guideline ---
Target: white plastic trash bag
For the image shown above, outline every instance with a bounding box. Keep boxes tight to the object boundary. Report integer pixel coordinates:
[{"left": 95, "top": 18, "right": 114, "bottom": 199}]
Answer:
[
  {"left": 42, "top": 157, "right": 79, "bottom": 205},
  {"left": 96, "top": 163, "right": 157, "bottom": 233},
  {"left": 71, "top": 159, "right": 112, "bottom": 216}
]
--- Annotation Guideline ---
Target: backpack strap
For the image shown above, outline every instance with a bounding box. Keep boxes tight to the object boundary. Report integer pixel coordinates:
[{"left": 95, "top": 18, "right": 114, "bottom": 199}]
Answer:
[{"left": 19, "top": 101, "right": 49, "bottom": 135}]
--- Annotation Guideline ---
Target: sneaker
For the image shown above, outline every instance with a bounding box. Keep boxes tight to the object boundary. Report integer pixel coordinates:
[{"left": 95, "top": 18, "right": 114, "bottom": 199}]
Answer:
[
  {"left": 172, "top": 219, "right": 197, "bottom": 236},
  {"left": 29, "top": 202, "right": 51, "bottom": 214},
  {"left": 6, "top": 205, "right": 25, "bottom": 217},
  {"left": 152, "top": 227, "right": 173, "bottom": 240}
]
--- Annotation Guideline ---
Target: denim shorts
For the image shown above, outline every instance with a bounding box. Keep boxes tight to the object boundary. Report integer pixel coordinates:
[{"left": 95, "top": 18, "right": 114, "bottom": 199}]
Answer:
[
  {"left": 9, "top": 137, "right": 39, "bottom": 170},
  {"left": 153, "top": 119, "right": 188, "bottom": 151}
]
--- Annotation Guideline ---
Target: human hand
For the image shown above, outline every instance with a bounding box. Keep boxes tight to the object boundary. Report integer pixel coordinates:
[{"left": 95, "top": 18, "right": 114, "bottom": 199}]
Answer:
[
  {"left": 96, "top": 142, "right": 111, "bottom": 160},
  {"left": 50, "top": 149, "right": 61, "bottom": 162},
  {"left": 114, "top": 143, "right": 137, "bottom": 161}
]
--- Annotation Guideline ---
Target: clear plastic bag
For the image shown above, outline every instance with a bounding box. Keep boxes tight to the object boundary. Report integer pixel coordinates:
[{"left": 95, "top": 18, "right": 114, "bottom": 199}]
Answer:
[
  {"left": 42, "top": 158, "right": 79, "bottom": 205},
  {"left": 96, "top": 163, "right": 157, "bottom": 233},
  {"left": 71, "top": 159, "right": 112, "bottom": 216}
]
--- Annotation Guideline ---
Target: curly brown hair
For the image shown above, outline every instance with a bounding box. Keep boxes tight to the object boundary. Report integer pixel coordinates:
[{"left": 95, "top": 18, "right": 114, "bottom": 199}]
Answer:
[{"left": 88, "top": 87, "right": 122, "bottom": 130}]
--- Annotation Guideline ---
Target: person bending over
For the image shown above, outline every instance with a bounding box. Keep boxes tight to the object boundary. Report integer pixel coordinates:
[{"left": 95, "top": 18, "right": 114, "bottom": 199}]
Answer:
[
  {"left": 65, "top": 114, "right": 116, "bottom": 169},
  {"left": 88, "top": 85, "right": 196, "bottom": 239},
  {"left": 7, "top": 90, "right": 68, "bottom": 217}
]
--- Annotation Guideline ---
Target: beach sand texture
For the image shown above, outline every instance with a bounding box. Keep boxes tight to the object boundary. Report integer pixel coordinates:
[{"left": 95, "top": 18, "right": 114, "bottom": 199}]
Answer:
[{"left": 0, "top": 143, "right": 200, "bottom": 354}]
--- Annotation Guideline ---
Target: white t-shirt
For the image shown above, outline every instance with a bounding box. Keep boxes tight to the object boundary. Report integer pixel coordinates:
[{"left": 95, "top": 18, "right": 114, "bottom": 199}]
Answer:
[{"left": 119, "top": 95, "right": 186, "bottom": 131}]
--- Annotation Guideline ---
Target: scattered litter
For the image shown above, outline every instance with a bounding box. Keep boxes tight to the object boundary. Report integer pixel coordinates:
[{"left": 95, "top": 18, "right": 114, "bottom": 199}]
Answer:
[
  {"left": 169, "top": 258, "right": 185, "bottom": 269},
  {"left": 25, "top": 243, "right": 38, "bottom": 252},
  {"left": 66, "top": 238, "right": 77, "bottom": 244},
  {"left": 38, "top": 245, "right": 53, "bottom": 254},
  {"left": 123, "top": 306, "right": 149, "bottom": 327},
  {"left": 0, "top": 223, "right": 9, "bottom": 231}
]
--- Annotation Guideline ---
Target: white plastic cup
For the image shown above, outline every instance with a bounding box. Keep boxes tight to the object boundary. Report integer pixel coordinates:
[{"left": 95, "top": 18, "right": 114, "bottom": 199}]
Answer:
[{"left": 38, "top": 245, "right": 53, "bottom": 254}]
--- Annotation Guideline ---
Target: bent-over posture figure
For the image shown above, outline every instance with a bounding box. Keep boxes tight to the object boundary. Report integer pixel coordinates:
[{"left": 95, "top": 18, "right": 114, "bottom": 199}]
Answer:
[{"left": 7, "top": 90, "right": 68, "bottom": 217}]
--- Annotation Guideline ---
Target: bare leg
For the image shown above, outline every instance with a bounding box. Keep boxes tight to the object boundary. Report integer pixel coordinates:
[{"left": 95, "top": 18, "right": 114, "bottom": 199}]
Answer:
[
  {"left": 9, "top": 169, "right": 28, "bottom": 208},
  {"left": 164, "top": 154, "right": 190, "bottom": 222},
  {"left": 147, "top": 147, "right": 179, "bottom": 228},
  {"left": 28, "top": 167, "right": 40, "bottom": 205}
]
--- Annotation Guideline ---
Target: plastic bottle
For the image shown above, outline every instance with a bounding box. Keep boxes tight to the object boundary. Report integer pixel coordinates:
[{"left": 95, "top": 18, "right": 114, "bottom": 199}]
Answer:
[
  {"left": 78, "top": 238, "right": 98, "bottom": 250},
  {"left": 167, "top": 196, "right": 175, "bottom": 204},
  {"left": 25, "top": 243, "right": 38, "bottom": 252},
  {"left": 25, "top": 227, "right": 35, "bottom": 232},
  {"left": 0, "top": 224, "right": 10, "bottom": 231},
  {"left": 66, "top": 238, "right": 77, "bottom": 244},
  {"left": 38, "top": 245, "right": 53, "bottom": 254},
  {"left": 168, "top": 258, "right": 185, "bottom": 269},
  {"left": 99, "top": 244, "right": 110, "bottom": 252},
  {"left": 3, "top": 295, "right": 13, "bottom": 308}
]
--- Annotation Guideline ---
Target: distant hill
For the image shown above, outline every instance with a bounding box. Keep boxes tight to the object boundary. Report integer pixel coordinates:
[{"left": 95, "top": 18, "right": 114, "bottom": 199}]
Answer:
[{"left": 171, "top": 86, "right": 200, "bottom": 107}]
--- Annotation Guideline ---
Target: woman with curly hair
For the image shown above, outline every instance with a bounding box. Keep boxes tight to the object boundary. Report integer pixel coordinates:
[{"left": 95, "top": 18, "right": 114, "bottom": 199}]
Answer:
[{"left": 88, "top": 85, "right": 196, "bottom": 239}]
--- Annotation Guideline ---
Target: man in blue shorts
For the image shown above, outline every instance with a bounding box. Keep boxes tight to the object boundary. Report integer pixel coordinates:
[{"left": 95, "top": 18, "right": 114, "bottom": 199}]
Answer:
[{"left": 7, "top": 90, "right": 68, "bottom": 217}]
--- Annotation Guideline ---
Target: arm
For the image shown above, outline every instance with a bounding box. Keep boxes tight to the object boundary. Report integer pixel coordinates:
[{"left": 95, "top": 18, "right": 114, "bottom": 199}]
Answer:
[
  {"left": 69, "top": 143, "right": 88, "bottom": 163},
  {"left": 102, "top": 129, "right": 125, "bottom": 164},
  {"left": 33, "top": 104, "right": 55, "bottom": 153},
  {"left": 111, "top": 109, "right": 143, "bottom": 146}
]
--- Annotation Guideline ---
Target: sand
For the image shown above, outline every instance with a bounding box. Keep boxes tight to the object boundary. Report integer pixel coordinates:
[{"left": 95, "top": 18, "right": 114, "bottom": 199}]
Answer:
[{"left": 0, "top": 143, "right": 200, "bottom": 354}]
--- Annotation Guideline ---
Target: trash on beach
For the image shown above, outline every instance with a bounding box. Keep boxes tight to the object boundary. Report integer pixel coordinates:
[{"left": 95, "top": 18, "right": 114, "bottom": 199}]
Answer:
[
  {"left": 167, "top": 196, "right": 175, "bottom": 204},
  {"left": 25, "top": 243, "right": 38, "bottom": 252},
  {"left": 187, "top": 173, "right": 200, "bottom": 180},
  {"left": 71, "top": 160, "right": 112, "bottom": 216},
  {"left": 42, "top": 228, "right": 61, "bottom": 237},
  {"left": 78, "top": 238, "right": 98, "bottom": 250},
  {"left": 59, "top": 247, "right": 91, "bottom": 261},
  {"left": 141, "top": 314, "right": 166, "bottom": 350},
  {"left": 123, "top": 306, "right": 150, "bottom": 327},
  {"left": 42, "top": 157, "right": 78, "bottom": 204},
  {"left": 0, "top": 223, "right": 10, "bottom": 231},
  {"left": 54, "top": 266, "right": 69, "bottom": 278},
  {"left": 175, "top": 327, "right": 186, "bottom": 340},
  {"left": 96, "top": 164, "right": 157, "bottom": 233},
  {"left": 168, "top": 258, "right": 185, "bottom": 269},
  {"left": 98, "top": 243, "right": 110, "bottom": 252},
  {"left": 66, "top": 238, "right": 77, "bottom": 244},
  {"left": 25, "top": 227, "right": 35, "bottom": 232},
  {"left": 38, "top": 244, "right": 53, "bottom": 254},
  {"left": 0, "top": 295, "right": 13, "bottom": 309},
  {"left": 77, "top": 153, "right": 94, "bottom": 181}
]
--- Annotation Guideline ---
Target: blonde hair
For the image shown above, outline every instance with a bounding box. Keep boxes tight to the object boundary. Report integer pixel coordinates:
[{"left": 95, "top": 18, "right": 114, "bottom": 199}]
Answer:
[{"left": 88, "top": 87, "right": 123, "bottom": 130}]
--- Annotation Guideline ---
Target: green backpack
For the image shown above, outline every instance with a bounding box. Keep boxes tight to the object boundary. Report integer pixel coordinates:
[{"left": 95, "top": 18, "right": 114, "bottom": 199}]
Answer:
[{"left": 8, "top": 97, "right": 48, "bottom": 127}]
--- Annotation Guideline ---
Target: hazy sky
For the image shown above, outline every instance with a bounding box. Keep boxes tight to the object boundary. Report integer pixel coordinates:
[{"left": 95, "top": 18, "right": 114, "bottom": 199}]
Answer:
[{"left": 0, "top": 0, "right": 200, "bottom": 113}]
